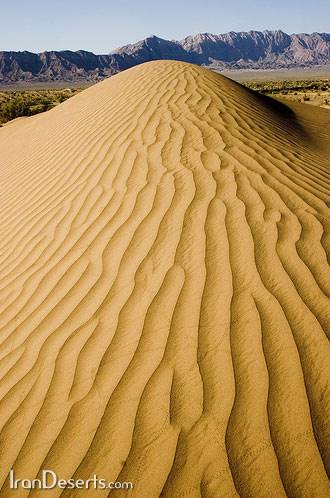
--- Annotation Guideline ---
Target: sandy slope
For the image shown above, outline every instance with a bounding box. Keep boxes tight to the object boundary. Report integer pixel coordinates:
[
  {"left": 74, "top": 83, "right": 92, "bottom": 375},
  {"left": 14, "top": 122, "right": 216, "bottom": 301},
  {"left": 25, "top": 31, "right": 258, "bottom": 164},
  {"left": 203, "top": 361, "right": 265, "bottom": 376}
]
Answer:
[{"left": 0, "top": 61, "right": 329, "bottom": 498}]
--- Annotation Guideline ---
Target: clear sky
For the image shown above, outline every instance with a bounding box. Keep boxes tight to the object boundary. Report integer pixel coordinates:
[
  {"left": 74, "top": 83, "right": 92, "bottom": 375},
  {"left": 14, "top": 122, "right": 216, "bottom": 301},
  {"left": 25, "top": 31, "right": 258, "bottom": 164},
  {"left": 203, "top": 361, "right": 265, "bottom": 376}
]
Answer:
[{"left": 1, "top": 0, "right": 329, "bottom": 53}]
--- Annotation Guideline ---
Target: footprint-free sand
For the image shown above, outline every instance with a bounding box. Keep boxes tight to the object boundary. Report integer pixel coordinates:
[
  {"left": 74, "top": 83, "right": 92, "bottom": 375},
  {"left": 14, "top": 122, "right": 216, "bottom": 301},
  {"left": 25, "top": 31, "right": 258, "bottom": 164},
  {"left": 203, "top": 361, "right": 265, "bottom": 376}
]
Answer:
[{"left": 0, "top": 61, "right": 329, "bottom": 497}]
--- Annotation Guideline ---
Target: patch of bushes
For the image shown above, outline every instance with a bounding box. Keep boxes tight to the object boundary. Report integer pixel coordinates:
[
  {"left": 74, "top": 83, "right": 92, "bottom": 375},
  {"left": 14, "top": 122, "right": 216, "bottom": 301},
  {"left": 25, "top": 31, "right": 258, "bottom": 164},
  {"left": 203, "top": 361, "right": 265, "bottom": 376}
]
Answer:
[
  {"left": 244, "top": 79, "right": 330, "bottom": 94},
  {"left": 0, "top": 88, "right": 83, "bottom": 124}
]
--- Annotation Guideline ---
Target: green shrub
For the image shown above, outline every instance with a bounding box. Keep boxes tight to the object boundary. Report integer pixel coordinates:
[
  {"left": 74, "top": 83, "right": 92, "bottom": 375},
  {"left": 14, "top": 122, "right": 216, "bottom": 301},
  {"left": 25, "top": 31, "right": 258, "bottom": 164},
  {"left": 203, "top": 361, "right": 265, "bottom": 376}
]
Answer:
[{"left": 0, "top": 87, "right": 83, "bottom": 124}]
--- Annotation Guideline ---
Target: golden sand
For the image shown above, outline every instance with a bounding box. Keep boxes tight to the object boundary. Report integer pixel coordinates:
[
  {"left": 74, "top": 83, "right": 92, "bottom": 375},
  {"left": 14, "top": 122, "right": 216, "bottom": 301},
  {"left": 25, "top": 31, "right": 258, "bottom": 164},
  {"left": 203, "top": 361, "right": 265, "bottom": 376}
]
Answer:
[{"left": 0, "top": 61, "right": 329, "bottom": 497}]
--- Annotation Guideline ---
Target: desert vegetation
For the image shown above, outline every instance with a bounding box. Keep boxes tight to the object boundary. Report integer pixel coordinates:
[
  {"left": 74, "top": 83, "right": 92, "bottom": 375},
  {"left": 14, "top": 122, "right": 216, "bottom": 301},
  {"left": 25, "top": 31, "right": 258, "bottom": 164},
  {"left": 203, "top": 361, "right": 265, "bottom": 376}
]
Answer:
[
  {"left": 0, "top": 88, "right": 83, "bottom": 125},
  {"left": 244, "top": 79, "right": 330, "bottom": 107}
]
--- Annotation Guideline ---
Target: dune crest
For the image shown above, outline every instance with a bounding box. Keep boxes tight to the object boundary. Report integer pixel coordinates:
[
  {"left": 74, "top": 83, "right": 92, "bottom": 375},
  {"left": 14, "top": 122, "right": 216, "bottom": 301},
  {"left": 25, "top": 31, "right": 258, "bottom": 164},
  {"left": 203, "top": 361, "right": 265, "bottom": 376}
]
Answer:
[{"left": 0, "top": 61, "right": 329, "bottom": 497}]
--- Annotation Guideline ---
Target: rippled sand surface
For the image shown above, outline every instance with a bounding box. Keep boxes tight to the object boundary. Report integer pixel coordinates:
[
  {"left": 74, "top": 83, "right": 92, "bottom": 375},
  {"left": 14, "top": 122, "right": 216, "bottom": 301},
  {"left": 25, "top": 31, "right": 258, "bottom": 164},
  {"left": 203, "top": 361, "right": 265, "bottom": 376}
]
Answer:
[{"left": 0, "top": 61, "right": 329, "bottom": 497}]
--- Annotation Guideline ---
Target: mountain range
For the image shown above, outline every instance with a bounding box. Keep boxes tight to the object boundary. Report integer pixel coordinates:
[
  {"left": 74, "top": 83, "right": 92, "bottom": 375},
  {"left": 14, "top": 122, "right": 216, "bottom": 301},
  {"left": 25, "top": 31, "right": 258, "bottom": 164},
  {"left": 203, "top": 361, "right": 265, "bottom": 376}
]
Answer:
[{"left": 1, "top": 30, "right": 329, "bottom": 84}]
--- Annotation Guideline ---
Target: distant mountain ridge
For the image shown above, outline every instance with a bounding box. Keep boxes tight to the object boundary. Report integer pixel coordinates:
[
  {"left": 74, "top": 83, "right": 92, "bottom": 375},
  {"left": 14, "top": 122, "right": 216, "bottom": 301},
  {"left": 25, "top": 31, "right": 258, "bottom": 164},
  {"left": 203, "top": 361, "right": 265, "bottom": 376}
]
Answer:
[{"left": 1, "top": 30, "right": 330, "bottom": 84}]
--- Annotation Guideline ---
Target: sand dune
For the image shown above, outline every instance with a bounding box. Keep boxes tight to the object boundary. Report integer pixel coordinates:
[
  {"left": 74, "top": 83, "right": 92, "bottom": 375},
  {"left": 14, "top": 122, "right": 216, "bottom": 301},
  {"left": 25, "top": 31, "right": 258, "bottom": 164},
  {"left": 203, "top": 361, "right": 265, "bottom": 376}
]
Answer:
[{"left": 0, "top": 61, "right": 329, "bottom": 497}]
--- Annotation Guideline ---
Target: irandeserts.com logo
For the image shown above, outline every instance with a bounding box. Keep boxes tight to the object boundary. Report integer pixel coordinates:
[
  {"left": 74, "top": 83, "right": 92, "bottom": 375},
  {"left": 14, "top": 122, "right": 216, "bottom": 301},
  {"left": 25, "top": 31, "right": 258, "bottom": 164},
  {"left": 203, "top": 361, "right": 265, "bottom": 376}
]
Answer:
[{"left": 9, "top": 469, "right": 134, "bottom": 491}]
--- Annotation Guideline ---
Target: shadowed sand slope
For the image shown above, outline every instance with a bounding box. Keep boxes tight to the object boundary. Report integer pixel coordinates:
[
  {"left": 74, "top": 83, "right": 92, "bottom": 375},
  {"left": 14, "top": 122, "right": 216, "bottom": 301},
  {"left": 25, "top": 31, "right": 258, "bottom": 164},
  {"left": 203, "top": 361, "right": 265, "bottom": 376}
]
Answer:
[{"left": 0, "top": 61, "right": 329, "bottom": 498}]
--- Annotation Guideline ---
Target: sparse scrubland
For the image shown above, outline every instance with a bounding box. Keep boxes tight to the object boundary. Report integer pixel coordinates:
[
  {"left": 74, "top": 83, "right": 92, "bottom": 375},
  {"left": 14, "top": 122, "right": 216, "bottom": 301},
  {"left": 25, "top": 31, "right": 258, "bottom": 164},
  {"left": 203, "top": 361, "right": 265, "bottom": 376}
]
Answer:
[
  {"left": 0, "top": 88, "right": 83, "bottom": 124},
  {"left": 244, "top": 79, "right": 330, "bottom": 107}
]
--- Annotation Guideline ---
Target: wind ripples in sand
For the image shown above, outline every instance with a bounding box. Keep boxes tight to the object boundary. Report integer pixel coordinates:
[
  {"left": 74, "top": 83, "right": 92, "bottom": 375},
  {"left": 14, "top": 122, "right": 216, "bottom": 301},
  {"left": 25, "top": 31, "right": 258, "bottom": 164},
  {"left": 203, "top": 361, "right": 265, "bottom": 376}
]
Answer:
[{"left": 0, "top": 61, "right": 329, "bottom": 498}]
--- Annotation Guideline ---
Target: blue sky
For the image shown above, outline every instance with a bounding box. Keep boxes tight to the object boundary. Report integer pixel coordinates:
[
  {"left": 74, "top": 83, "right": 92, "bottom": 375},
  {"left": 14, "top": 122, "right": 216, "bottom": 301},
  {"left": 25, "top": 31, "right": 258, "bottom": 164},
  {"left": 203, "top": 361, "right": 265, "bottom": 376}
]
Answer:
[{"left": 1, "top": 0, "right": 329, "bottom": 53}]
